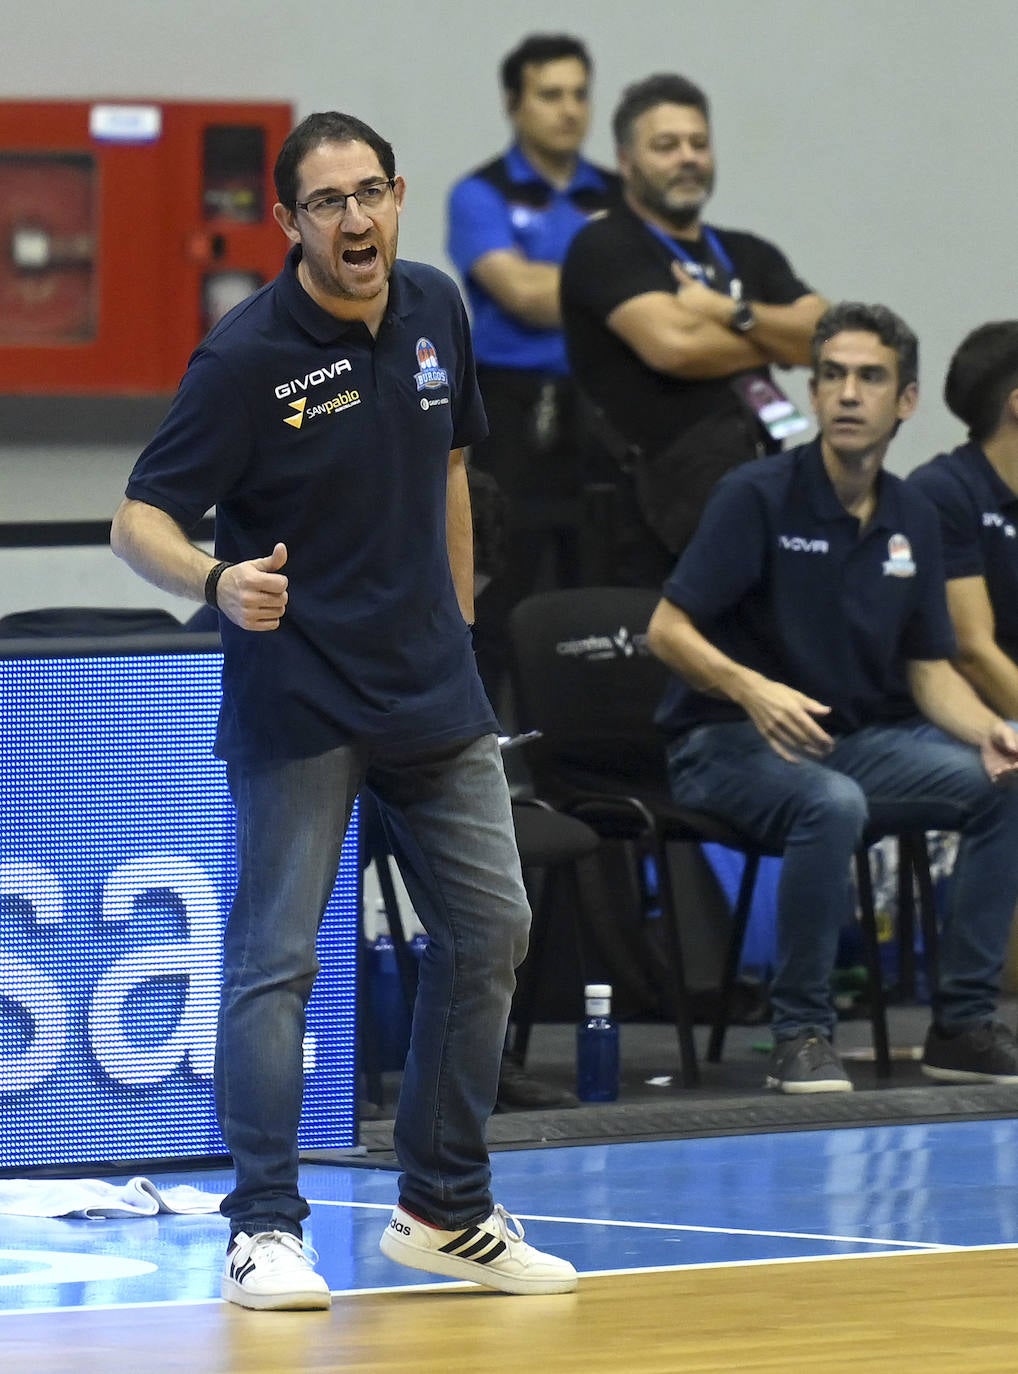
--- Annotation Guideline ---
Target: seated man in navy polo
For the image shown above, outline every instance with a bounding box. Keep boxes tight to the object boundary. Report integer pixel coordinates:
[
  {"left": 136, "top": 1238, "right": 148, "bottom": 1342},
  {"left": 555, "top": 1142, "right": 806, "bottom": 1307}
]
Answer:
[
  {"left": 908, "top": 321, "right": 1018, "bottom": 719},
  {"left": 646, "top": 302, "right": 1018, "bottom": 1093}
]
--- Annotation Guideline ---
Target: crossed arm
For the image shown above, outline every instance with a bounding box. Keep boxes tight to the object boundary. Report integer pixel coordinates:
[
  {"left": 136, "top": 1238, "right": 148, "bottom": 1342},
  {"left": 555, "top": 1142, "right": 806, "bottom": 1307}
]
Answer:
[
  {"left": 608, "top": 272, "right": 828, "bottom": 379},
  {"left": 470, "top": 249, "right": 563, "bottom": 330}
]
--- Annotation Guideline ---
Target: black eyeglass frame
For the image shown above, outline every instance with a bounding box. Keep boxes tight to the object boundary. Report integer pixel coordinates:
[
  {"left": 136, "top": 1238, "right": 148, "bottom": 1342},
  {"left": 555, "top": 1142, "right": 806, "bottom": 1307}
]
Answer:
[{"left": 293, "top": 179, "right": 397, "bottom": 218}]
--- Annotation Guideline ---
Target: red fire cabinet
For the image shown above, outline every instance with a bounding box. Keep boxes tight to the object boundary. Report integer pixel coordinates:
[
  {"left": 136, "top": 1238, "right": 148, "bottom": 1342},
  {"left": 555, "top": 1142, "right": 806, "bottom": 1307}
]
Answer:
[{"left": 0, "top": 99, "right": 294, "bottom": 394}]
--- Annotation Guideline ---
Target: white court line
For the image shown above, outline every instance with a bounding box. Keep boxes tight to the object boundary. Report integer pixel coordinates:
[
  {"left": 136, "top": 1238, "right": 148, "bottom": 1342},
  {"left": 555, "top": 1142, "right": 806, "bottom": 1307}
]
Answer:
[{"left": 307, "top": 1198, "right": 943, "bottom": 1250}]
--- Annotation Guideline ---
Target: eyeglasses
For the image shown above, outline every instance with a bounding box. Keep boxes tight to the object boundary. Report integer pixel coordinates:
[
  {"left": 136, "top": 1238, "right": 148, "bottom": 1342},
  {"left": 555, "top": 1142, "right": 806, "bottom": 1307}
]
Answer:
[{"left": 294, "top": 179, "right": 396, "bottom": 224}]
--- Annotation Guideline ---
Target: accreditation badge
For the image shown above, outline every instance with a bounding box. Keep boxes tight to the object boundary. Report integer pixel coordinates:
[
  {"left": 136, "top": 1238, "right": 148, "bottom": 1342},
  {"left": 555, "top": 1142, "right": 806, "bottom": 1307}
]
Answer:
[{"left": 730, "top": 373, "right": 810, "bottom": 442}]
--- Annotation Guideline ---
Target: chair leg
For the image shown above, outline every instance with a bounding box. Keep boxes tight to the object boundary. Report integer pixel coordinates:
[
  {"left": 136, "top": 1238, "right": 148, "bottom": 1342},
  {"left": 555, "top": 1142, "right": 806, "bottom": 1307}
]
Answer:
[
  {"left": 855, "top": 847, "right": 891, "bottom": 1078},
  {"left": 896, "top": 835, "right": 917, "bottom": 999},
  {"left": 357, "top": 938, "right": 384, "bottom": 1109},
  {"left": 906, "top": 831, "right": 940, "bottom": 995},
  {"left": 654, "top": 838, "right": 700, "bottom": 1088},
  {"left": 373, "top": 850, "right": 419, "bottom": 1016},
  {"left": 707, "top": 851, "right": 761, "bottom": 1063}
]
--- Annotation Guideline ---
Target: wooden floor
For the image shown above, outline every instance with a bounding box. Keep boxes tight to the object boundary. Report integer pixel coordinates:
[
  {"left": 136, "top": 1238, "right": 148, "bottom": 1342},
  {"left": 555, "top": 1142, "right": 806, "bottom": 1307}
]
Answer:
[{"left": 6, "top": 1249, "right": 1018, "bottom": 1374}]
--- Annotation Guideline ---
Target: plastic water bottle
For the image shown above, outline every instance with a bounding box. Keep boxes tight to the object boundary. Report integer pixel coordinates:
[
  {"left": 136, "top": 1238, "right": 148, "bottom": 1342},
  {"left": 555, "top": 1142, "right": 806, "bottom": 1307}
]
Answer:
[{"left": 576, "top": 983, "right": 619, "bottom": 1102}]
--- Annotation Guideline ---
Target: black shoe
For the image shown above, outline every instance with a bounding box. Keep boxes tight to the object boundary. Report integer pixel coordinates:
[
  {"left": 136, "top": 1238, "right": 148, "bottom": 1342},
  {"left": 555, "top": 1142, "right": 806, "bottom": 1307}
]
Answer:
[
  {"left": 921, "top": 1020, "right": 1018, "bottom": 1084},
  {"left": 765, "top": 1030, "right": 853, "bottom": 1094},
  {"left": 496, "top": 1055, "right": 579, "bottom": 1111}
]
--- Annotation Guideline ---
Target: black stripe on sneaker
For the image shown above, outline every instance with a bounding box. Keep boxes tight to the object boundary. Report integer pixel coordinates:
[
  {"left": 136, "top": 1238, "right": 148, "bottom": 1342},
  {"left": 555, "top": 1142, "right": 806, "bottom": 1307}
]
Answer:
[
  {"left": 438, "top": 1226, "right": 478, "bottom": 1255},
  {"left": 459, "top": 1236, "right": 507, "bottom": 1263},
  {"left": 438, "top": 1229, "right": 507, "bottom": 1264},
  {"left": 233, "top": 1258, "right": 257, "bottom": 1283}
]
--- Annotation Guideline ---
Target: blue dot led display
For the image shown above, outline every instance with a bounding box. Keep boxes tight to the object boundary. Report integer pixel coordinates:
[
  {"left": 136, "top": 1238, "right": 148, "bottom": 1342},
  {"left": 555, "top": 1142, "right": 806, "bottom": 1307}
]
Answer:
[{"left": 0, "top": 647, "right": 359, "bottom": 1170}]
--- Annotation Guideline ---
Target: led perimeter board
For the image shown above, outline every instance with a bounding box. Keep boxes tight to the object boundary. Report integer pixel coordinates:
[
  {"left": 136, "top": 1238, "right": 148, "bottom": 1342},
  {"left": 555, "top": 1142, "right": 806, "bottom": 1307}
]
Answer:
[{"left": 0, "top": 637, "right": 359, "bottom": 1170}]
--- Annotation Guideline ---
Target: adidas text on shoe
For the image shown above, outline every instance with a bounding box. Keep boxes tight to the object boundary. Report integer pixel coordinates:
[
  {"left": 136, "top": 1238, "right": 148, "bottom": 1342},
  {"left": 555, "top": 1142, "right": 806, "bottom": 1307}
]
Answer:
[
  {"left": 765, "top": 1030, "right": 853, "bottom": 1094},
  {"left": 379, "top": 1203, "right": 577, "bottom": 1295},
  {"left": 222, "top": 1230, "right": 331, "bottom": 1311},
  {"left": 921, "top": 1020, "right": 1018, "bottom": 1084}
]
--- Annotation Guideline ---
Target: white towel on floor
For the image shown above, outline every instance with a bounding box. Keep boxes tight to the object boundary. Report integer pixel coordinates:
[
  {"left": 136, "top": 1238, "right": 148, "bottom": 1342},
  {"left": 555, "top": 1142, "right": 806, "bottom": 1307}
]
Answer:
[{"left": 0, "top": 1176, "right": 224, "bottom": 1219}]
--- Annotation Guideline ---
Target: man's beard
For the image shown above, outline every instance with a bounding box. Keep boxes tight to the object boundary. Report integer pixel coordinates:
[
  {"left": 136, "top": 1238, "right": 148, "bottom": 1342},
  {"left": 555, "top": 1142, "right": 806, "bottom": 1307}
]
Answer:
[{"left": 630, "top": 164, "right": 713, "bottom": 233}]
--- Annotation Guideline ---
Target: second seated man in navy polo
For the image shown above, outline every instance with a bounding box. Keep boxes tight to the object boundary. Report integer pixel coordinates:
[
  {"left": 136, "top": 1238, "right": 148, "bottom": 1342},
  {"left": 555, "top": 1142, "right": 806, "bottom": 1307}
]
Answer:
[
  {"left": 646, "top": 303, "right": 1018, "bottom": 1094},
  {"left": 909, "top": 321, "right": 1018, "bottom": 719}
]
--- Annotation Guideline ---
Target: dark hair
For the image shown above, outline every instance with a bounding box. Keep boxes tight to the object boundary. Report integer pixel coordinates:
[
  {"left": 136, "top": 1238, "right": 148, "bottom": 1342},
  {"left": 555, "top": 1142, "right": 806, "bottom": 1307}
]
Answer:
[
  {"left": 944, "top": 321, "right": 1018, "bottom": 442},
  {"left": 612, "top": 73, "right": 710, "bottom": 149},
  {"left": 811, "top": 302, "right": 919, "bottom": 393},
  {"left": 274, "top": 112, "right": 395, "bottom": 207},
  {"left": 500, "top": 34, "right": 591, "bottom": 107}
]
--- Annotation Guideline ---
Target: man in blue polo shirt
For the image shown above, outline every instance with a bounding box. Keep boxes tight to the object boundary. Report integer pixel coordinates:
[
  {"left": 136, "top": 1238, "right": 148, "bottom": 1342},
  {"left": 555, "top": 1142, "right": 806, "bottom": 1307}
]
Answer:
[
  {"left": 646, "top": 302, "right": 1018, "bottom": 1094},
  {"left": 447, "top": 33, "right": 620, "bottom": 708},
  {"left": 111, "top": 111, "right": 575, "bottom": 1309},
  {"left": 909, "top": 321, "right": 1018, "bottom": 718}
]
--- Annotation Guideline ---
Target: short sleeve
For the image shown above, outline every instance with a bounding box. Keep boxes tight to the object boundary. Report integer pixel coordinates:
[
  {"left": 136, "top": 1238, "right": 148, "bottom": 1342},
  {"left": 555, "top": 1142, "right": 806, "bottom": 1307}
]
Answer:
[
  {"left": 448, "top": 285, "right": 488, "bottom": 450},
  {"left": 125, "top": 351, "right": 255, "bottom": 530},
  {"left": 446, "top": 177, "right": 516, "bottom": 277},
  {"left": 561, "top": 218, "right": 673, "bottom": 325},
  {"left": 662, "top": 472, "right": 770, "bottom": 622},
  {"left": 900, "top": 502, "right": 958, "bottom": 661},
  {"left": 909, "top": 468, "right": 986, "bottom": 581},
  {"left": 741, "top": 234, "right": 813, "bottom": 305}
]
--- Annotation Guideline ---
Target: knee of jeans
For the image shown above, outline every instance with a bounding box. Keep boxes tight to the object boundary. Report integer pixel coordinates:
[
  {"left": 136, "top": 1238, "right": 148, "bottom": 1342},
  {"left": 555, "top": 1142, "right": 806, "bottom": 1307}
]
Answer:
[
  {"left": 223, "top": 960, "right": 318, "bottom": 1005},
  {"left": 485, "top": 892, "right": 530, "bottom": 972},
  {"left": 508, "top": 899, "right": 531, "bottom": 969},
  {"left": 797, "top": 773, "right": 868, "bottom": 845}
]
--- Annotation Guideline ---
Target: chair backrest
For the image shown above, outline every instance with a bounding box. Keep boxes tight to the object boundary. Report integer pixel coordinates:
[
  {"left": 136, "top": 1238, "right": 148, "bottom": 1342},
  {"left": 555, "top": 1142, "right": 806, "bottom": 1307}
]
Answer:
[{"left": 507, "top": 587, "right": 672, "bottom": 796}]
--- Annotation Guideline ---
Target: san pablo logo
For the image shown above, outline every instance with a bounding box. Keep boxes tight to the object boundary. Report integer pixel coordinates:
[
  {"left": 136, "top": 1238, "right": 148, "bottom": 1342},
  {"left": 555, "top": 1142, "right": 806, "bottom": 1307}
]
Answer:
[
  {"left": 284, "top": 397, "right": 307, "bottom": 430},
  {"left": 274, "top": 358, "right": 359, "bottom": 430}
]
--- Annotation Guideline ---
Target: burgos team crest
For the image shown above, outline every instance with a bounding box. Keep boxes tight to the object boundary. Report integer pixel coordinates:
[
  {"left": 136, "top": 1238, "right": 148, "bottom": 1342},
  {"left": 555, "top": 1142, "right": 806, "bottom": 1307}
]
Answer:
[
  {"left": 414, "top": 337, "right": 448, "bottom": 391},
  {"left": 882, "top": 533, "right": 916, "bottom": 578}
]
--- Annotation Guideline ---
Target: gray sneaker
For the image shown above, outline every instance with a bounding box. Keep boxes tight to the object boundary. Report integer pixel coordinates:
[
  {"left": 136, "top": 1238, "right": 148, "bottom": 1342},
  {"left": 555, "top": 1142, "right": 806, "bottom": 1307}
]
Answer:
[
  {"left": 921, "top": 1020, "right": 1018, "bottom": 1084},
  {"left": 766, "top": 1030, "right": 853, "bottom": 1094}
]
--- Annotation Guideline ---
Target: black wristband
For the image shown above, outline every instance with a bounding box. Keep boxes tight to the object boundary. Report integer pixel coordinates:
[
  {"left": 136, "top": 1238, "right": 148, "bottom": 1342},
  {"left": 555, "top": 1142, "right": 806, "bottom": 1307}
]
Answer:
[{"left": 204, "top": 560, "right": 232, "bottom": 608}]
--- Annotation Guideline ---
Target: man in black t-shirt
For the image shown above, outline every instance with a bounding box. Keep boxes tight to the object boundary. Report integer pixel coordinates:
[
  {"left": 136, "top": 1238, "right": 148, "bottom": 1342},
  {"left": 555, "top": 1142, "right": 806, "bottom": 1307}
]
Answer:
[{"left": 561, "top": 73, "right": 827, "bottom": 579}]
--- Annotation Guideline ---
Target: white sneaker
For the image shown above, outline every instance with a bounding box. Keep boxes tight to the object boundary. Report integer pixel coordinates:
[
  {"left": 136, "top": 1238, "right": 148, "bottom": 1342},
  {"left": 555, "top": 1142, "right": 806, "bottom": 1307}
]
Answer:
[
  {"left": 379, "top": 1203, "right": 577, "bottom": 1295},
  {"left": 222, "top": 1230, "right": 332, "bottom": 1310}
]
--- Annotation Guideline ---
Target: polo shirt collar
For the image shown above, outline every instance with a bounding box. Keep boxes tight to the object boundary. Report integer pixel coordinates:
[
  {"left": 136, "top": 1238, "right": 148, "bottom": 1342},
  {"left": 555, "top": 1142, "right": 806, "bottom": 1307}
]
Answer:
[
  {"left": 800, "top": 438, "right": 901, "bottom": 532},
  {"left": 278, "top": 246, "right": 422, "bottom": 340},
  {"left": 967, "top": 441, "right": 1018, "bottom": 510},
  {"left": 504, "top": 142, "right": 606, "bottom": 194}
]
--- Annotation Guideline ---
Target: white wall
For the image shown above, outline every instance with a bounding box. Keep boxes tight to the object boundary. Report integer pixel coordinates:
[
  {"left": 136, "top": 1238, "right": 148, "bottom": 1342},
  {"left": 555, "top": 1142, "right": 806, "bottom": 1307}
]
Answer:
[{"left": 5, "top": 0, "right": 1015, "bottom": 612}]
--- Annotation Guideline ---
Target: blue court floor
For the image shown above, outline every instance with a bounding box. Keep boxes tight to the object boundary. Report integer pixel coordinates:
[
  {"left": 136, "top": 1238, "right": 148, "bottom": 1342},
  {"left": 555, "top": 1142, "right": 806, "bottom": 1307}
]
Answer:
[{"left": 3, "top": 1117, "right": 1018, "bottom": 1313}]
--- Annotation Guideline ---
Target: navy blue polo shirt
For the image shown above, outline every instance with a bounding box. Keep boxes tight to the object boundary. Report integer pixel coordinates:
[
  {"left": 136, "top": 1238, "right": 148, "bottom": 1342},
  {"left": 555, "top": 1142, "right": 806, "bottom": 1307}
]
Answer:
[
  {"left": 656, "top": 440, "right": 957, "bottom": 737},
  {"left": 908, "top": 443, "right": 1018, "bottom": 662},
  {"left": 126, "top": 246, "right": 496, "bottom": 763},
  {"left": 447, "top": 145, "right": 619, "bottom": 374}
]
